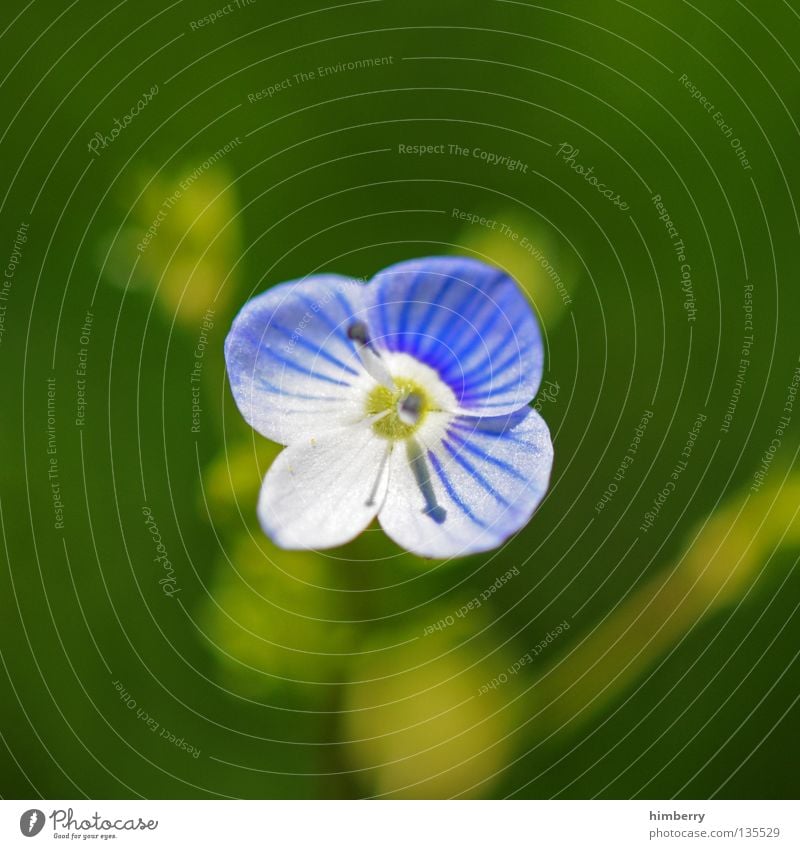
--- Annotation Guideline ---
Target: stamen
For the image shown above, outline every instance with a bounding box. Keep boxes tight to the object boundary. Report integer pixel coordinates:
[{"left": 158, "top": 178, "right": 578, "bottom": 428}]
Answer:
[
  {"left": 347, "top": 320, "right": 394, "bottom": 388},
  {"left": 365, "top": 445, "right": 391, "bottom": 507},
  {"left": 364, "top": 408, "right": 392, "bottom": 427},
  {"left": 408, "top": 439, "right": 447, "bottom": 524}
]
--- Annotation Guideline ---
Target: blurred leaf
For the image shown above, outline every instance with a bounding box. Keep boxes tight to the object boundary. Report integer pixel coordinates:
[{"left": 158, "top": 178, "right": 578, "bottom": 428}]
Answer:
[
  {"left": 457, "top": 209, "right": 578, "bottom": 330},
  {"left": 200, "top": 533, "right": 352, "bottom": 703},
  {"left": 201, "top": 431, "right": 282, "bottom": 528},
  {"left": 341, "top": 611, "right": 523, "bottom": 798},
  {"left": 101, "top": 164, "right": 242, "bottom": 326},
  {"left": 530, "top": 468, "right": 800, "bottom": 736}
]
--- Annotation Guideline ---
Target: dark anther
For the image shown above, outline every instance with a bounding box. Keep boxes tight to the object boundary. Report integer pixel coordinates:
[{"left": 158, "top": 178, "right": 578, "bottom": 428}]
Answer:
[{"left": 347, "top": 320, "right": 370, "bottom": 346}]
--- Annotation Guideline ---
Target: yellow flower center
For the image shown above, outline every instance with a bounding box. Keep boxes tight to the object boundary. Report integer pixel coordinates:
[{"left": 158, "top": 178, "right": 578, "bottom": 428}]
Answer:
[{"left": 365, "top": 377, "right": 431, "bottom": 440}]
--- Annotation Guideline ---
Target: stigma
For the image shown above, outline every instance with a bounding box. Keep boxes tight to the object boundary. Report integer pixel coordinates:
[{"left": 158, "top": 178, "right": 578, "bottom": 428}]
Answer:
[{"left": 365, "top": 379, "right": 430, "bottom": 440}]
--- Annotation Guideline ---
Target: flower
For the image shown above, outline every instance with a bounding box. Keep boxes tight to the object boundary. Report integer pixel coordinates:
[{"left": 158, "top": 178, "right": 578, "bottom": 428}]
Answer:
[{"left": 224, "top": 256, "right": 554, "bottom": 558}]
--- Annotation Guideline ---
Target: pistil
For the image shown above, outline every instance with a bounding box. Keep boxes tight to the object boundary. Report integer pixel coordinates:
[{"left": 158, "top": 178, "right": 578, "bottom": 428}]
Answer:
[{"left": 365, "top": 378, "right": 431, "bottom": 440}]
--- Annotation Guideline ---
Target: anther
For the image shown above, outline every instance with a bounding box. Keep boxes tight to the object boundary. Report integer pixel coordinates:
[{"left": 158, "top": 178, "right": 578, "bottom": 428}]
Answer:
[{"left": 347, "top": 320, "right": 370, "bottom": 347}]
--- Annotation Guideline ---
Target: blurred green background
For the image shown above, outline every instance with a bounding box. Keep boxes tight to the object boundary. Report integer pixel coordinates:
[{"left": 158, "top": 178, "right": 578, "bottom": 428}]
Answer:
[{"left": 1, "top": 0, "right": 799, "bottom": 799}]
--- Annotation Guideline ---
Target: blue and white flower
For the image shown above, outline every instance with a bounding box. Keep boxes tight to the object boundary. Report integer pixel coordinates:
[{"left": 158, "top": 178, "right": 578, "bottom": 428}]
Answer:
[{"left": 224, "top": 256, "right": 553, "bottom": 558}]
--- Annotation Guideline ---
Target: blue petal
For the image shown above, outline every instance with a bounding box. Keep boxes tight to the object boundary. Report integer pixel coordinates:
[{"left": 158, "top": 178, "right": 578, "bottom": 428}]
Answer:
[
  {"left": 364, "top": 256, "right": 544, "bottom": 414},
  {"left": 378, "top": 406, "right": 553, "bottom": 558},
  {"left": 224, "top": 274, "right": 369, "bottom": 444}
]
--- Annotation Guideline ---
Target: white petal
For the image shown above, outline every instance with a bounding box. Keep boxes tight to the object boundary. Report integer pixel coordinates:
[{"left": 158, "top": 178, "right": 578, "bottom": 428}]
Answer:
[
  {"left": 378, "top": 407, "right": 553, "bottom": 558},
  {"left": 258, "top": 422, "right": 390, "bottom": 550}
]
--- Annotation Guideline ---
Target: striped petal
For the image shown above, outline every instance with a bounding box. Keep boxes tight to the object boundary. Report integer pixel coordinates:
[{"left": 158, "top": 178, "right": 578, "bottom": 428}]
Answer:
[
  {"left": 224, "top": 274, "right": 372, "bottom": 444},
  {"left": 258, "top": 421, "right": 390, "bottom": 549},
  {"left": 378, "top": 406, "right": 553, "bottom": 558},
  {"left": 364, "top": 257, "right": 543, "bottom": 415}
]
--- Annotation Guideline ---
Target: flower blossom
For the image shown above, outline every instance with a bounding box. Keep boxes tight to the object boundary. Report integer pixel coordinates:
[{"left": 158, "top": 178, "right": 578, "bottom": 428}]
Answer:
[{"left": 224, "top": 256, "right": 553, "bottom": 558}]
